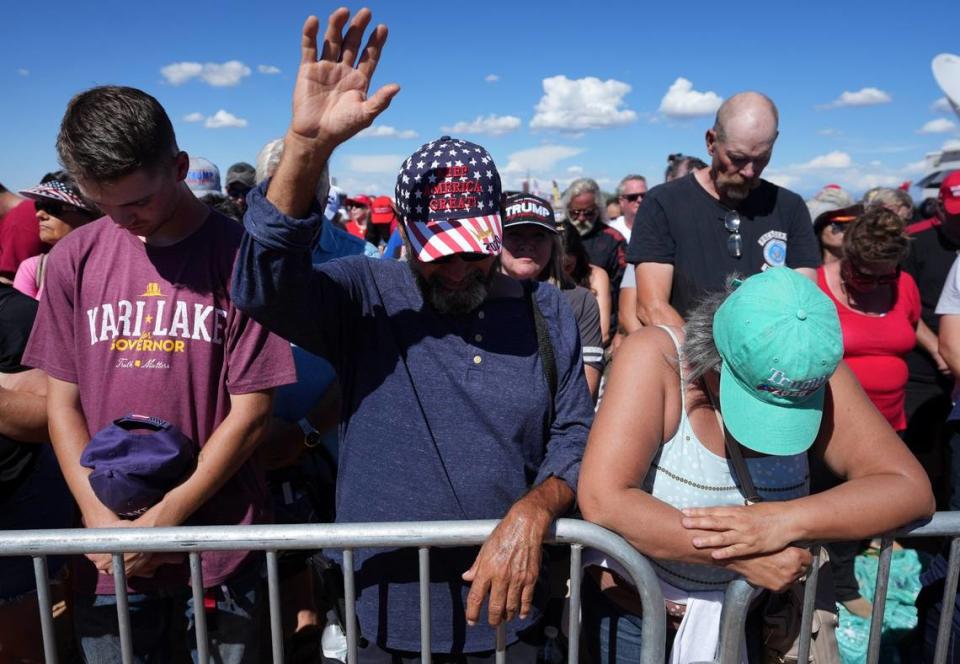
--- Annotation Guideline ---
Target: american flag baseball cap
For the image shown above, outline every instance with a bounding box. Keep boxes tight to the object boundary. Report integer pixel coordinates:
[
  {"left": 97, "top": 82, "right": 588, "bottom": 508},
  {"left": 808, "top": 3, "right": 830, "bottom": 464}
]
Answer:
[
  {"left": 19, "top": 179, "right": 96, "bottom": 212},
  {"left": 394, "top": 136, "right": 503, "bottom": 263}
]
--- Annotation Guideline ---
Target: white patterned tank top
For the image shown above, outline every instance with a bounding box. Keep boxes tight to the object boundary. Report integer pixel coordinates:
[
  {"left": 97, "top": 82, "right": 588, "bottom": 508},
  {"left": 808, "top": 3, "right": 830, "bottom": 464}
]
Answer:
[{"left": 645, "top": 326, "right": 810, "bottom": 592}]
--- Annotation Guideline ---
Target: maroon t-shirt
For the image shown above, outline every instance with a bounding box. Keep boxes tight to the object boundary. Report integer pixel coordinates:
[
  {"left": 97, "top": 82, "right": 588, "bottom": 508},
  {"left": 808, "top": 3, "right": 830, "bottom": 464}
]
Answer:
[
  {"left": 23, "top": 211, "right": 296, "bottom": 594},
  {"left": 0, "top": 199, "right": 47, "bottom": 278}
]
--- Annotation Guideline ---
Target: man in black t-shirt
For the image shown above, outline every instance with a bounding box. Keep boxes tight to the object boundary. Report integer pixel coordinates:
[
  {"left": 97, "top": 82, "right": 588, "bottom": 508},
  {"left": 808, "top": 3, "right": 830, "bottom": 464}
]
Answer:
[{"left": 627, "top": 92, "right": 820, "bottom": 324}]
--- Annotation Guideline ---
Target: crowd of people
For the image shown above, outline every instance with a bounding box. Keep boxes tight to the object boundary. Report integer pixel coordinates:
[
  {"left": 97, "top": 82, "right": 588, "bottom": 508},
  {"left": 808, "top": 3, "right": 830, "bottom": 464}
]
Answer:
[{"left": 0, "top": 7, "right": 958, "bottom": 664}]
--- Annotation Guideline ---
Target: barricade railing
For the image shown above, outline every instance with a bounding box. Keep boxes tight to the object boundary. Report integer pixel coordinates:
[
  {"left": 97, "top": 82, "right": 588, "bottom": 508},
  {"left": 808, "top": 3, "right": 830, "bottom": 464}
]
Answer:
[
  {"left": 714, "top": 511, "right": 960, "bottom": 664},
  {"left": 0, "top": 518, "right": 666, "bottom": 664}
]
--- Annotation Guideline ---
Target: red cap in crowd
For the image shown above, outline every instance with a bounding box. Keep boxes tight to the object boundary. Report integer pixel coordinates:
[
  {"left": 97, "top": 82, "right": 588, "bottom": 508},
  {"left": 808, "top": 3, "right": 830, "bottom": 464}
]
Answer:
[
  {"left": 371, "top": 196, "right": 396, "bottom": 225},
  {"left": 345, "top": 194, "right": 372, "bottom": 208},
  {"left": 941, "top": 171, "right": 960, "bottom": 216}
]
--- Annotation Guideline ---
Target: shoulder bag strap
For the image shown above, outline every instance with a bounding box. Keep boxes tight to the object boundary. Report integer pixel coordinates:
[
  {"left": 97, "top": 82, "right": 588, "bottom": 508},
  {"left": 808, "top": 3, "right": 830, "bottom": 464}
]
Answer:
[
  {"left": 703, "top": 381, "right": 762, "bottom": 504},
  {"left": 524, "top": 281, "right": 557, "bottom": 424}
]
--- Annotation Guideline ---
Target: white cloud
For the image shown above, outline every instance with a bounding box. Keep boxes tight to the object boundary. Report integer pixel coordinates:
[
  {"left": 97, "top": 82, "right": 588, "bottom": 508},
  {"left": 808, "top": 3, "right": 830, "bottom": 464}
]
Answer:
[
  {"left": 765, "top": 173, "right": 800, "bottom": 189},
  {"left": 204, "top": 110, "right": 248, "bottom": 129},
  {"left": 501, "top": 145, "right": 584, "bottom": 175},
  {"left": 183, "top": 112, "right": 205, "bottom": 123},
  {"left": 849, "top": 173, "right": 902, "bottom": 190},
  {"left": 798, "top": 151, "right": 853, "bottom": 169},
  {"left": 933, "top": 97, "right": 955, "bottom": 113},
  {"left": 818, "top": 128, "right": 841, "bottom": 136},
  {"left": 567, "top": 165, "right": 584, "bottom": 174},
  {"left": 903, "top": 160, "right": 928, "bottom": 174},
  {"left": 356, "top": 125, "right": 419, "bottom": 139},
  {"left": 345, "top": 154, "right": 405, "bottom": 174},
  {"left": 918, "top": 118, "right": 957, "bottom": 134},
  {"left": 16, "top": 68, "right": 29, "bottom": 77},
  {"left": 485, "top": 74, "right": 499, "bottom": 83},
  {"left": 257, "top": 64, "right": 281, "bottom": 75},
  {"left": 945, "top": 139, "right": 960, "bottom": 150},
  {"left": 658, "top": 77, "right": 723, "bottom": 118},
  {"left": 161, "top": 60, "right": 251, "bottom": 87},
  {"left": 530, "top": 75, "right": 636, "bottom": 131},
  {"left": 821, "top": 87, "right": 892, "bottom": 109},
  {"left": 441, "top": 114, "right": 521, "bottom": 136}
]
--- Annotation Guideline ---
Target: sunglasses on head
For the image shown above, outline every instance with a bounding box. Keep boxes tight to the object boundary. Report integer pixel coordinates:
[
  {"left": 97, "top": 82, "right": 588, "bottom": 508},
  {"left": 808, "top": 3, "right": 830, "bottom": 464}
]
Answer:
[
  {"left": 619, "top": 192, "right": 644, "bottom": 203},
  {"left": 431, "top": 252, "right": 489, "bottom": 264}
]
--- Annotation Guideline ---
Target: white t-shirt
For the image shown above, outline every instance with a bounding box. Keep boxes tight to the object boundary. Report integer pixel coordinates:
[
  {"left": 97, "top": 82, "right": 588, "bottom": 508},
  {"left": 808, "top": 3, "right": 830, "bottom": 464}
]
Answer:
[
  {"left": 621, "top": 262, "right": 637, "bottom": 289},
  {"left": 936, "top": 254, "right": 960, "bottom": 315},
  {"left": 607, "top": 215, "right": 632, "bottom": 242}
]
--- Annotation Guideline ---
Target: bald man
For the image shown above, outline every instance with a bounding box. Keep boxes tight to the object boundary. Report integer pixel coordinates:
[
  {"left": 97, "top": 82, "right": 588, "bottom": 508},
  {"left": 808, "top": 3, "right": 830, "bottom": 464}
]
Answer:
[{"left": 626, "top": 92, "right": 820, "bottom": 325}]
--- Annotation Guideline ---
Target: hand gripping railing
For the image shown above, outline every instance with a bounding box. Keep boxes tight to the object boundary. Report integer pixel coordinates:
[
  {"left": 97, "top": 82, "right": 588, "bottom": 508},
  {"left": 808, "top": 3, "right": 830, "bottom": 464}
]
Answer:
[
  {"left": 0, "top": 518, "right": 666, "bottom": 664},
  {"left": 713, "top": 511, "right": 960, "bottom": 664}
]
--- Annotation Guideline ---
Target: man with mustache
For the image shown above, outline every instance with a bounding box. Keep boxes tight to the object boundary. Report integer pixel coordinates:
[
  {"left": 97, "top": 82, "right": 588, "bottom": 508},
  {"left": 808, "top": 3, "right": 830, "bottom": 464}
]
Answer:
[
  {"left": 627, "top": 92, "right": 820, "bottom": 326},
  {"left": 232, "top": 8, "right": 592, "bottom": 661}
]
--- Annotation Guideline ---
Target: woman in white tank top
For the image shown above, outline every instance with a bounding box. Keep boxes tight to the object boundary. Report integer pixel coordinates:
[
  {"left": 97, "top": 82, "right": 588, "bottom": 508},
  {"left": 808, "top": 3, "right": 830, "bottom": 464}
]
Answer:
[{"left": 578, "top": 268, "right": 934, "bottom": 663}]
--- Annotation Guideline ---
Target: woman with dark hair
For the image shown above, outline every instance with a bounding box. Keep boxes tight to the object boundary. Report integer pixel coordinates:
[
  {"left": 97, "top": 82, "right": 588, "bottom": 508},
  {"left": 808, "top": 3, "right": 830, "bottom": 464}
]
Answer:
[
  {"left": 817, "top": 207, "right": 919, "bottom": 432},
  {"left": 562, "top": 221, "right": 612, "bottom": 345},
  {"left": 14, "top": 171, "right": 100, "bottom": 299},
  {"left": 500, "top": 194, "right": 605, "bottom": 398}
]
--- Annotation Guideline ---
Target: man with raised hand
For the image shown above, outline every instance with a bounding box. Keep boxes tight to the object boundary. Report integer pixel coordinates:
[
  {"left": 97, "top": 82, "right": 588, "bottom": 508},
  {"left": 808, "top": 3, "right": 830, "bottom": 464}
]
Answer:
[{"left": 233, "top": 8, "right": 592, "bottom": 661}]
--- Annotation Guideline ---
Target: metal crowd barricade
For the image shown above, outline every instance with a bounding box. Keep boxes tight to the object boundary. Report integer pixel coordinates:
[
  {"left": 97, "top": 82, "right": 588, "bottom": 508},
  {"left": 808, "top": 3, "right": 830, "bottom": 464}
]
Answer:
[
  {"left": 0, "top": 518, "right": 666, "bottom": 664},
  {"left": 714, "top": 511, "right": 960, "bottom": 664}
]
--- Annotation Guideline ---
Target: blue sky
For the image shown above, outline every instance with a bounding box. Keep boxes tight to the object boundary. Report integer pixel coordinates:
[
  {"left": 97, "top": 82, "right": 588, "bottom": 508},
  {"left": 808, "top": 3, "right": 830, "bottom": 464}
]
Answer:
[{"left": 2, "top": 0, "right": 959, "bottom": 202}]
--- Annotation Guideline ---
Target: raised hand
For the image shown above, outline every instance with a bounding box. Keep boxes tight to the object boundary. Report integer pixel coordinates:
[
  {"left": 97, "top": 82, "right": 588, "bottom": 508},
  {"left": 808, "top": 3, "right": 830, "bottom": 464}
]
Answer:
[{"left": 290, "top": 8, "right": 400, "bottom": 148}]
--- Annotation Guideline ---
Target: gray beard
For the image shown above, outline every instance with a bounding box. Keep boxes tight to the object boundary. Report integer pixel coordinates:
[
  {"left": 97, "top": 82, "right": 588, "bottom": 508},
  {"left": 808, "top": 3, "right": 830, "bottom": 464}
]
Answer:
[{"left": 410, "top": 262, "right": 494, "bottom": 315}]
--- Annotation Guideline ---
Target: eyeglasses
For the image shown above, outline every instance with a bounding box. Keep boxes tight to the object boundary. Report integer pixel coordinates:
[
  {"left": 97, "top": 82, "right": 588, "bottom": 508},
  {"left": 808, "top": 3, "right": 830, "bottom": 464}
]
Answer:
[
  {"left": 431, "top": 252, "right": 489, "bottom": 264},
  {"left": 724, "top": 211, "right": 742, "bottom": 258},
  {"left": 828, "top": 222, "right": 849, "bottom": 234},
  {"left": 227, "top": 184, "right": 252, "bottom": 199},
  {"left": 567, "top": 207, "right": 597, "bottom": 219},
  {"left": 619, "top": 192, "right": 645, "bottom": 203}
]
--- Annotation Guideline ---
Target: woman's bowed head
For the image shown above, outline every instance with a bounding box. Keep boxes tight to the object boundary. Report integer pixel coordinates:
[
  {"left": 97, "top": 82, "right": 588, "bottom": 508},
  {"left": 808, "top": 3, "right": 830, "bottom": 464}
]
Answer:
[{"left": 579, "top": 266, "right": 934, "bottom": 593}]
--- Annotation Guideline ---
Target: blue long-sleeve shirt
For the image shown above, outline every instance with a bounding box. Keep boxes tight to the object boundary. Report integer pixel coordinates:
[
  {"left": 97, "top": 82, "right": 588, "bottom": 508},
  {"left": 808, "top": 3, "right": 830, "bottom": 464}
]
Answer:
[{"left": 232, "top": 183, "right": 593, "bottom": 652}]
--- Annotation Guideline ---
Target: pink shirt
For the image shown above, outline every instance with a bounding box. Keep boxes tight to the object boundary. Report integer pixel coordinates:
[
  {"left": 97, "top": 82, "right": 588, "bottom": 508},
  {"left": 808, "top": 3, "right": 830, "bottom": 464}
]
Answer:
[
  {"left": 13, "top": 254, "right": 42, "bottom": 299},
  {"left": 23, "top": 212, "right": 296, "bottom": 593}
]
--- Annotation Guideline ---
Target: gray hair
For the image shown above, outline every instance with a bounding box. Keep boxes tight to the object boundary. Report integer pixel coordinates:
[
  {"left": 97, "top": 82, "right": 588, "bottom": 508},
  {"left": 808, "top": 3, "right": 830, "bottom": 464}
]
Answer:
[
  {"left": 616, "top": 174, "right": 646, "bottom": 196},
  {"left": 561, "top": 177, "right": 607, "bottom": 222},
  {"left": 680, "top": 276, "right": 740, "bottom": 385},
  {"left": 863, "top": 187, "right": 913, "bottom": 212},
  {"left": 255, "top": 138, "right": 284, "bottom": 184}
]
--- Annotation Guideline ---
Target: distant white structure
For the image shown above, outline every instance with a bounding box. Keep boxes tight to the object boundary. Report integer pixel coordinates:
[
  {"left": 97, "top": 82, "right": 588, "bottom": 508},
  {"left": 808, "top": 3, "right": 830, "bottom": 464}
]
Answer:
[{"left": 919, "top": 54, "right": 960, "bottom": 201}]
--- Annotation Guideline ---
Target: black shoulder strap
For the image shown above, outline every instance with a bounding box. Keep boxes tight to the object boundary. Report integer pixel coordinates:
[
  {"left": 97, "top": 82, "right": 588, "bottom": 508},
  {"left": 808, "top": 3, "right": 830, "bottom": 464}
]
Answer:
[
  {"left": 703, "top": 382, "right": 762, "bottom": 504},
  {"left": 524, "top": 281, "right": 557, "bottom": 423}
]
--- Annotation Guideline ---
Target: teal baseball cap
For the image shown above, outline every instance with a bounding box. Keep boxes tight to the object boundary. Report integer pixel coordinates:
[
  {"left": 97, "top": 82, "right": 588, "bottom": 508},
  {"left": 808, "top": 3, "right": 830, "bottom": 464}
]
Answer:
[{"left": 713, "top": 267, "right": 843, "bottom": 456}]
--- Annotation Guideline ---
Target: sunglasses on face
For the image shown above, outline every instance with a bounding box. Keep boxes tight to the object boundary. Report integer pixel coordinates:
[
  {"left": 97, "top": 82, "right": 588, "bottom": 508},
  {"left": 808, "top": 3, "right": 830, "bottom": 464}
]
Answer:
[
  {"left": 619, "top": 192, "right": 644, "bottom": 203},
  {"left": 724, "top": 211, "right": 742, "bottom": 258},
  {"left": 431, "top": 252, "right": 489, "bottom": 264},
  {"left": 35, "top": 199, "right": 88, "bottom": 218},
  {"left": 227, "top": 184, "right": 252, "bottom": 199},
  {"left": 567, "top": 207, "right": 597, "bottom": 219},
  {"left": 843, "top": 260, "right": 900, "bottom": 288}
]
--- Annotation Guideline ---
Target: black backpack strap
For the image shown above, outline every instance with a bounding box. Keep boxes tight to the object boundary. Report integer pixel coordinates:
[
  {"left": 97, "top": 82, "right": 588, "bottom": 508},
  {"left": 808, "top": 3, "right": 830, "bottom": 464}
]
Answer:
[
  {"left": 703, "top": 381, "right": 762, "bottom": 504},
  {"left": 524, "top": 281, "right": 557, "bottom": 424}
]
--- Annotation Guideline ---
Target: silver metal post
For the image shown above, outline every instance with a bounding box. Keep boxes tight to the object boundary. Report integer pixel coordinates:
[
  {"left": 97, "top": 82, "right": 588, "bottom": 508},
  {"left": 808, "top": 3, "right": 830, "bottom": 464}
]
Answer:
[
  {"left": 715, "top": 579, "right": 754, "bottom": 663},
  {"left": 795, "top": 546, "right": 821, "bottom": 664},
  {"left": 266, "top": 551, "right": 284, "bottom": 663},
  {"left": 112, "top": 555, "right": 134, "bottom": 664},
  {"left": 866, "top": 535, "right": 894, "bottom": 664},
  {"left": 495, "top": 622, "right": 506, "bottom": 664},
  {"left": 344, "top": 549, "right": 357, "bottom": 664},
  {"left": 419, "top": 547, "right": 431, "bottom": 663},
  {"left": 568, "top": 544, "right": 582, "bottom": 664},
  {"left": 189, "top": 553, "right": 209, "bottom": 664},
  {"left": 32, "top": 556, "right": 58, "bottom": 664},
  {"left": 934, "top": 537, "right": 960, "bottom": 664}
]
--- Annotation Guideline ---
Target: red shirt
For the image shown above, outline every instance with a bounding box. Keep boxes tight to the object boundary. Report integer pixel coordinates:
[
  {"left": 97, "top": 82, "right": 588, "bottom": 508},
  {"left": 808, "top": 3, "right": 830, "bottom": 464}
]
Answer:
[
  {"left": 0, "top": 199, "right": 47, "bottom": 277},
  {"left": 817, "top": 267, "right": 920, "bottom": 430},
  {"left": 345, "top": 220, "right": 366, "bottom": 239}
]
